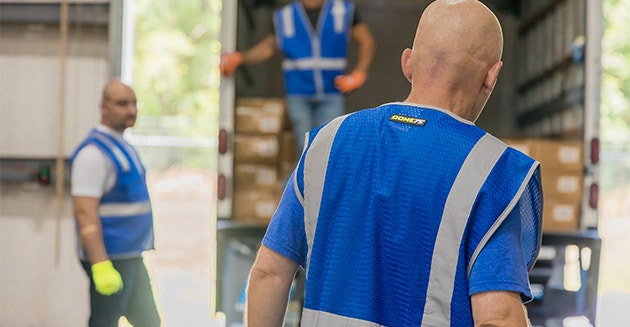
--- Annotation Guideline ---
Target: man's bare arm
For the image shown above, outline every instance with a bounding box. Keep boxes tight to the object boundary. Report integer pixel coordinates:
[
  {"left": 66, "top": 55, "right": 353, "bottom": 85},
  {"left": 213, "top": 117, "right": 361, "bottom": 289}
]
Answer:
[
  {"left": 350, "top": 22, "right": 376, "bottom": 74},
  {"left": 73, "top": 196, "right": 108, "bottom": 264},
  {"left": 242, "top": 34, "right": 278, "bottom": 65},
  {"left": 471, "top": 291, "right": 531, "bottom": 327},
  {"left": 245, "top": 245, "right": 299, "bottom": 327}
]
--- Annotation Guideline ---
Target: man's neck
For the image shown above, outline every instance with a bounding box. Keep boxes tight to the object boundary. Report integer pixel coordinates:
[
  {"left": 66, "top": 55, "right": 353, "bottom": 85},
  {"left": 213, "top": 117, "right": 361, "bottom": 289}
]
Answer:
[
  {"left": 301, "top": 0, "right": 324, "bottom": 10},
  {"left": 98, "top": 123, "right": 126, "bottom": 136},
  {"left": 405, "top": 87, "right": 479, "bottom": 123}
]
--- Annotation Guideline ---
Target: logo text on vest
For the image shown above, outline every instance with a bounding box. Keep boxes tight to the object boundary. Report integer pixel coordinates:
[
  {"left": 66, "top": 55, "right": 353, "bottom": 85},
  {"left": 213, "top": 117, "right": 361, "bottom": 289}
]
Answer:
[{"left": 389, "top": 114, "right": 427, "bottom": 127}]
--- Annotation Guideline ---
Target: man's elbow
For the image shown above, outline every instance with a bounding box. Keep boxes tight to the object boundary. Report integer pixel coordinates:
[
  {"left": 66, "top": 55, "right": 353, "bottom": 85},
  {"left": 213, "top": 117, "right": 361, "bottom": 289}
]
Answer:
[
  {"left": 249, "top": 262, "right": 275, "bottom": 284},
  {"left": 474, "top": 307, "right": 530, "bottom": 327},
  {"left": 472, "top": 292, "right": 530, "bottom": 327}
]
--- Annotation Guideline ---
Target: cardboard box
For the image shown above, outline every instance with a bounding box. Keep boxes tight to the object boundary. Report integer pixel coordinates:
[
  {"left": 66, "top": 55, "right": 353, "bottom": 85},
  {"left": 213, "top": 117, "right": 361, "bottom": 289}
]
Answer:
[
  {"left": 234, "top": 164, "right": 281, "bottom": 193},
  {"left": 234, "top": 135, "right": 280, "bottom": 165},
  {"left": 541, "top": 171, "right": 583, "bottom": 203},
  {"left": 503, "top": 138, "right": 583, "bottom": 172},
  {"left": 534, "top": 139, "right": 583, "bottom": 172},
  {"left": 542, "top": 200, "right": 580, "bottom": 232},
  {"left": 235, "top": 98, "right": 287, "bottom": 135},
  {"left": 233, "top": 190, "right": 281, "bottom": 224}
]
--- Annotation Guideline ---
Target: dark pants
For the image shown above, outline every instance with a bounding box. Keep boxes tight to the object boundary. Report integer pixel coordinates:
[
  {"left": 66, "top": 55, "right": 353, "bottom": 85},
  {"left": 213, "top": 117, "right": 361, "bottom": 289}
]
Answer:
[{"left": 81, "top": 257, "right": 161, "bottom": 327}]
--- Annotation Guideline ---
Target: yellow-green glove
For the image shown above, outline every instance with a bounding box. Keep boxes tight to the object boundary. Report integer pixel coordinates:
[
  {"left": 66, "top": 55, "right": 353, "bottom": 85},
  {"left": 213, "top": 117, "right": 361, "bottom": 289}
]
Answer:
[{"left": 91, "top": 260, "right": 123, "bottom": 296}]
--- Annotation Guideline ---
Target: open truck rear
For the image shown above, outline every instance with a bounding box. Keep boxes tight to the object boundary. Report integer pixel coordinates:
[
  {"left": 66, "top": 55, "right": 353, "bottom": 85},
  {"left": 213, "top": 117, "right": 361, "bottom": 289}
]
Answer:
[{"left": 216, "top": 1, "right": 603, "bottom": 325}]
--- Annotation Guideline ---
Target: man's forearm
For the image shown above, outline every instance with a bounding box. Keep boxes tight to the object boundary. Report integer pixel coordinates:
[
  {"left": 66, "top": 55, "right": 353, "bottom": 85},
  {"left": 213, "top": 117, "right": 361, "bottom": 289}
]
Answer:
[
  {"left": 351, "top": 23, "right": 376, "bottom": 73},
  {"left": 78, "top": 222, "right": 108, "bottom": 264},
  {"left": 474, "top": 307, "right": 532, "bottom": 327},
  {"left": 471, "top": 291, "right": 531, "bottom": 327},
  {"left": 245, "top": 246, "right": 298, "bottom": 327},
  {"left": 245, "top": 267, "right": 292, "bottom": 326},
  {"left": 242, "top": 34, "right": 277, "bottom": 65},
  {"left": 74, "top": 196, "right": 108, "bottom": 264}
]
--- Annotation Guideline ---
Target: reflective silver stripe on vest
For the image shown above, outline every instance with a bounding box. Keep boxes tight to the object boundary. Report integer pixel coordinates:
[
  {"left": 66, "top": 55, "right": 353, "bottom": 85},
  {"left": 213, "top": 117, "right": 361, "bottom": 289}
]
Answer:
[
  {"left": 312, "top": 37, "right": 324, "bottom": 95},
  {"left": 331, "top": 0, "right": 346, "bottom": 33},
  {"left": 100, "top": 201, "right": 152, "bottom": 217},
  {"left": 467, "top": 162, "right": 539, "bottom": 279},
  {"left": 301, "top": 308, "right": 385, "bottom": 327},
  {"left": 281, "top": 5, "right": 295, "bottom": 37},
  {"left": 283, "top": 58, "right": 347, "bottom": 71},
  {"left": 303, "top": 115, "right": 349, "bottom": 277},
  {"left": 293, "top": 132, "right": 310, "bottom": 206},
  {"left": 94, "top": 133, "right": 131, "bottom": 172},
  {"left": 421, "top": 134, "right": 507, "bottom": 327}
]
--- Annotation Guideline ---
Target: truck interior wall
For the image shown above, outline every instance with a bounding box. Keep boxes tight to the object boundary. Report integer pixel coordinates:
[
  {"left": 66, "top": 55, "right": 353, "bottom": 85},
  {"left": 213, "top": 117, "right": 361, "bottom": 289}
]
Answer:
[{"left": 234, "top": 3, "right": 285, "bottom": 98}]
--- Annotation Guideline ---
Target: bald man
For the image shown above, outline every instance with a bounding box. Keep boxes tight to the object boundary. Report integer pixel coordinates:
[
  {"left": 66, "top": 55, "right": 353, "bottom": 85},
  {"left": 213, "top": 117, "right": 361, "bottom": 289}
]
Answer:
[
  {"left": 245, "top": 1, "right": 542, "bottom": 326},
  {"left": 71, "top": 79, "right": 161, "bottom": 327}
]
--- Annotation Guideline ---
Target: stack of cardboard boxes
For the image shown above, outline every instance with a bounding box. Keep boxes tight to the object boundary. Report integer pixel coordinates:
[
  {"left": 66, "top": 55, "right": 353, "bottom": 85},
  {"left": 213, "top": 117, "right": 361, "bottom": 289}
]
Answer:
[
  {"left": 504, "top": 138, "right": 583, "bottom": 232},
  {"left": 232, "top": 98, "right": 298, "bottom": 224}
]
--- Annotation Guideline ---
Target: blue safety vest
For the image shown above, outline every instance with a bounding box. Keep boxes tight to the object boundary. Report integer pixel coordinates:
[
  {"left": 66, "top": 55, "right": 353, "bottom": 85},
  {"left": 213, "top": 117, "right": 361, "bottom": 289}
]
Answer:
[
  {"left": 274, "top": 0, "right": 354, "bottom": 98},
  {"left": 294, "top": 103, "right": 542, "bottom": 326},
  {"left": 71, "top": 128, "right": 154, "bottom": 261}
]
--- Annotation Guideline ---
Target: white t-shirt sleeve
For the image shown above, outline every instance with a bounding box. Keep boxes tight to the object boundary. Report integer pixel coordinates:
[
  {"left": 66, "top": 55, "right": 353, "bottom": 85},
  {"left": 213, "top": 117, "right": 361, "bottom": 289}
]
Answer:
[{"left": 71, "top": 144, "right": 116, "bottom": 197}]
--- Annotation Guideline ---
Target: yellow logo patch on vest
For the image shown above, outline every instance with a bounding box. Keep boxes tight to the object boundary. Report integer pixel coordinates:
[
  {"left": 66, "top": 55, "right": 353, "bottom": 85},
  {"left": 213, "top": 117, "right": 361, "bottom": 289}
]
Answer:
[{"left": 389, "top": 114, "right": 427, "bottom": 127}]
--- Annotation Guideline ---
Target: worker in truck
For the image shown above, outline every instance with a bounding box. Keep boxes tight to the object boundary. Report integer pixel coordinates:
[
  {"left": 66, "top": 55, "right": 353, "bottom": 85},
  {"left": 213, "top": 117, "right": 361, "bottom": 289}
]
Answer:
[
  {"left": 71, "top": 79, "right": 161, "bottom": 327},
  {"left": 220, "top": 0, "right": 375, "bottom": 152},
  {"left": 244, "top": 0, "right": 542, "bottom": 326}
]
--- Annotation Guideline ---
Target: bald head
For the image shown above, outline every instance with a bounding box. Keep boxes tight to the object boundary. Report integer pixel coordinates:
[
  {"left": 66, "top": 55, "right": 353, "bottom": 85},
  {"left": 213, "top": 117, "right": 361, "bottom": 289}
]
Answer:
[
  {"left": 100, "top": 79, "right": 137, "bottom": 132},
  {"left": 102, "top": 79, "right": 133, "bottom": 101},
  {"left": 402, "top": 0, "right": 504, "bottom": 121},
  {"left": 416, "top": 0, "right": 503, "bottom": 63}
]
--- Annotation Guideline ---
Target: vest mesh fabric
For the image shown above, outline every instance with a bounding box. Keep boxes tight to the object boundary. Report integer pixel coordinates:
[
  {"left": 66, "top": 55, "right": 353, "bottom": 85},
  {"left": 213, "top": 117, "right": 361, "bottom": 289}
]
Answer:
[
  {"left": 71, "top": 129, "right": 154, "bottom": 260},
  {"left": 274, "top": 0, "right": 353, "bottom": 97},
  {"left": 298, "top": 104, "right": 541, "bottom": 326}
]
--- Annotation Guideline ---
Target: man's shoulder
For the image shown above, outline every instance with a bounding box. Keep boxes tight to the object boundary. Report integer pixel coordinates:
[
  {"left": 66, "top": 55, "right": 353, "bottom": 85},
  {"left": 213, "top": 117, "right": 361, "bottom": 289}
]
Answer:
[{"left": 73, "top": 144, "right": 109, "bottom": 167}]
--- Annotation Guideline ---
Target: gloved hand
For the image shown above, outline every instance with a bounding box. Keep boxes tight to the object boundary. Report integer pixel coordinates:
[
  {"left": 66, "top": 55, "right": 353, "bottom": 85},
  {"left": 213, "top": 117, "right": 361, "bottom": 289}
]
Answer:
[
  {"left": 91, "top": 260, "right": 123, "bottom": 296},
  {"left": 220, "top": 52, "right": 243, "bottom": 76},
  {"left": 334, "top": 70, "right": 367, "bottom": 93}
]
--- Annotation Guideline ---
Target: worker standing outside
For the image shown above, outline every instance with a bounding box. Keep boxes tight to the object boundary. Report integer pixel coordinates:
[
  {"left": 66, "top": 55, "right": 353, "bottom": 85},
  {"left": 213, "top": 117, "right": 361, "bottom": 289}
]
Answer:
[
  {"left": 220, "top": 0, "right": 376, "bottom": 151},
  {"left": 71, "top": 79, "right": 161, "bottom": 327},
  {"left": 244, "top": 0, "right": 542, "bottom": 326}
]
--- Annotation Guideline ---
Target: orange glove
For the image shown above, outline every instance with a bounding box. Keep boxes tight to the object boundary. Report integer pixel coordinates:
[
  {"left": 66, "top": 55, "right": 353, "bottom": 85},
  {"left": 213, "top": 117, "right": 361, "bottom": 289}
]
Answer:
[
  {"left": 334, "top": 70, "right": 367, "bottom": 93},
  {"left": 220, "top": 52, "right": 243, "bottom": 76}
]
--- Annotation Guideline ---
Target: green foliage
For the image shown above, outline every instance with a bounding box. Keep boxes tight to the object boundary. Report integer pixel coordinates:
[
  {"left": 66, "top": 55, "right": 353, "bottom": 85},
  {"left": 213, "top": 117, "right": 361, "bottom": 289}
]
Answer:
[
  {"left": 134, "top": 0, "right": 222, "bottom": 119},
  {"left": 602, "top": 0, "right": 630, "bottom": 150},
  {"left": 601, "top": 0, "right": 630, "bottom": 191},
  {"left": 132, "top": 0, "right": 223, "bottom": 170}
]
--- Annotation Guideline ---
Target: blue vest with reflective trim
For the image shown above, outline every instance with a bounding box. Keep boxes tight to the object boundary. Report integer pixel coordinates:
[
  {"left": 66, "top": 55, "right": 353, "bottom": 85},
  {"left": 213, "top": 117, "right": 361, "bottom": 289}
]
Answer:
[
  {"left": 274, "top": 0, "right": 353, "bottom": 98},
  {"left": 71, "top": 128, "right": 154, "bottom": 260},
  {"left": 296, "top": 103, "right": 542, "bottom": 326}
]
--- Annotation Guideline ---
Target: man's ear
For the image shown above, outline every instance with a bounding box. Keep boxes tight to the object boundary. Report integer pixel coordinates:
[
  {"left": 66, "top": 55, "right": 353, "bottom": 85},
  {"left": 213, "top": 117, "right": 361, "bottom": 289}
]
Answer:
[
  {"left": 482, "top": 61, "right": 503, "bottom": 94},
  {"left": 401, "top": 48, "right": 413, "bottom": 83}
]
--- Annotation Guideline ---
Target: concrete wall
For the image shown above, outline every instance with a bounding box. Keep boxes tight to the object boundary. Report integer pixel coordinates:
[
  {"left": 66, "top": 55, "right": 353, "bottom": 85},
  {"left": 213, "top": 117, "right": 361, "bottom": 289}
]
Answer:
[
  {"left": 1, "top": 9, "right": 108, "bottom": 325},
  {"left": 1, "top": 183, "right": 88, "bottom": 326},
  {"left": 0, "top": 22, "right": 107, "bottom": 158}
]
